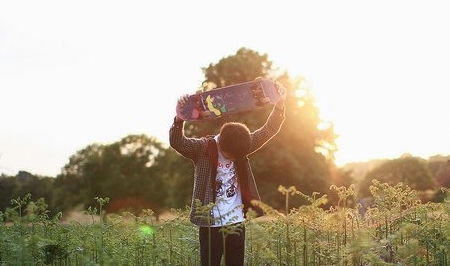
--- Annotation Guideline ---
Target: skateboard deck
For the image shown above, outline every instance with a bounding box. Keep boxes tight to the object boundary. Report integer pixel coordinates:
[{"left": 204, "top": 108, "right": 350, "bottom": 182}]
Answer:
[{"left": 176, "top": 78, "right": 281, "bottom": 121}]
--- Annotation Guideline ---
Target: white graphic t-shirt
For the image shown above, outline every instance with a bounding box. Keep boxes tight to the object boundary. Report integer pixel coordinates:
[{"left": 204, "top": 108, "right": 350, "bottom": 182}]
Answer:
[{"left": 211, "top": 135, "right": 245, "bottom": 227}]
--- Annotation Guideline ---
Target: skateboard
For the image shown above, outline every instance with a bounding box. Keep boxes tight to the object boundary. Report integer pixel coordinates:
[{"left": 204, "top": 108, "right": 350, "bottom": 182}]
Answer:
[{"left": 176, "top": 78, "right": 282, "bottom": 121}]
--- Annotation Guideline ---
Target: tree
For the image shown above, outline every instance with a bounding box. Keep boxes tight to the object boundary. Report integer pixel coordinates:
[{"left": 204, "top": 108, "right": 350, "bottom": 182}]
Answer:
[
  {"left": 55, "top": 135, "right": 170, "bottom": 217},
  {"left": 428, "top": 155, "right": 450, "bottom": 187},
  {"left": 181, "top": 47, "right": 339, "bottom": 209},
  {"left": 0, "top": 174, "right": 18, "bottom": 211},
  {"left": 359, "top": 157, "right": 437, "bottom": 198},
  {"left": 157, "top": 148, "right": 194, "bottom": 208},
  {"left": 202, "top": 48, "right": 273, "bottom": 88},
  {"left": 0, "top": 172, "right": 55, "bottom": 215}
]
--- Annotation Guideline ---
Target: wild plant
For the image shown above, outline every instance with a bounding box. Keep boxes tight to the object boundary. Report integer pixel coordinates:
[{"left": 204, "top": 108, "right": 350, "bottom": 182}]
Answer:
[
  {"left": 0, "top": 182, "right": 449, "bottom": 265},
  {"left": 292, "top": 189, "right": 328, "bottom": 265}
]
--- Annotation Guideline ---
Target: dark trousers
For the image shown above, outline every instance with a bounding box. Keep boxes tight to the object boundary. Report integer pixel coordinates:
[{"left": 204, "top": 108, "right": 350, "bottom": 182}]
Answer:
[{"left": 199, "top": 224, "right": 245, "bottom": 266}]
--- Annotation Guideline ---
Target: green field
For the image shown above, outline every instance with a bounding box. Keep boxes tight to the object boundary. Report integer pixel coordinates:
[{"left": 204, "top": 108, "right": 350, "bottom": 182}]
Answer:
[{"left": 1, "top": 182, "right": 449, "bottom": 266}]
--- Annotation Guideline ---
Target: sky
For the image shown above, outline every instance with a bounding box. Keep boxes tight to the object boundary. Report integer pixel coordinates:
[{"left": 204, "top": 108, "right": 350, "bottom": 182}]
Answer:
[{"left": 1, "top": 0, "right": 449, "bottom": 176}]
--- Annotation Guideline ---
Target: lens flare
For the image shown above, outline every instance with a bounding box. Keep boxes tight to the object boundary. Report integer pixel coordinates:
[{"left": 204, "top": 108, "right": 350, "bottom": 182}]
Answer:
[{"left": 139, "top": 225, "right": 155, "bottom": 237}]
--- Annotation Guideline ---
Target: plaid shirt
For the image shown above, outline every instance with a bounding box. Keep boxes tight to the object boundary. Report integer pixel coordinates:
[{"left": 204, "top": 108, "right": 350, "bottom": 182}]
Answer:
[{"left": 169, "top": 106, "right": 285, "bottom": 226}]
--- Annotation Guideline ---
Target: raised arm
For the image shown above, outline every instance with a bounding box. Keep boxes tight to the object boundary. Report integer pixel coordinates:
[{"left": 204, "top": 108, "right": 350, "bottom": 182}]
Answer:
[
  {"left": 169, "top": 95, "right": 204, "bottom": 161},
  {"left": 248, "top": 84, "right": 286, "bottom": 155},
  {"left": 169, "top": 117, "right": 204, "bottom": 161}
]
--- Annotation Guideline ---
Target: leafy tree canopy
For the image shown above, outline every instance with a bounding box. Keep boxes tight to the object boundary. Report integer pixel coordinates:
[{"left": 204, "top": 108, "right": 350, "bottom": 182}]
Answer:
[
  {"left": 55, "top": 135, "right": 171, "bottom": 216},
  {"left": 359, "top": 157, "right": 437, "bottom": 198},
  {"left": 182, "top": 47, "right": 342, "bottom": 208}
]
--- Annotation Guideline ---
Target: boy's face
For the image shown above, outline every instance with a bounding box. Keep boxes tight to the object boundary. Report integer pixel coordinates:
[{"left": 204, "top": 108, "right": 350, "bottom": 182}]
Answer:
[{"left": 218, "top": 136, "right": 237, "bottom": 161}]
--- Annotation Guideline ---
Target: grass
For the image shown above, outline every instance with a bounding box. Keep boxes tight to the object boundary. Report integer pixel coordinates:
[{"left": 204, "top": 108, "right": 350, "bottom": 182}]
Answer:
[{"left": 0, "top": 181, "right": 449, "bottom": 265}]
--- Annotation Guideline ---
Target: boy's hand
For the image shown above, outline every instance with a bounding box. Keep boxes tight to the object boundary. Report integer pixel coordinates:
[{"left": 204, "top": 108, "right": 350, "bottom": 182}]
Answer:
[
  {"left": 175, "top": 94, "right": 190, "bottom": 122},
  {"left": 177, "top": 94, "right": 190, "bottom": 106},
  {"left": 275, "top": 82, "right": 287, "bottom": 109}
]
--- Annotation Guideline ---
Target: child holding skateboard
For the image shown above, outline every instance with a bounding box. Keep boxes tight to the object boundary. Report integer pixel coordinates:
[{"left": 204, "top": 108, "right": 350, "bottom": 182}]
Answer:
[{"left": 169, "top": 84, "right": 286, "bottom": 266}]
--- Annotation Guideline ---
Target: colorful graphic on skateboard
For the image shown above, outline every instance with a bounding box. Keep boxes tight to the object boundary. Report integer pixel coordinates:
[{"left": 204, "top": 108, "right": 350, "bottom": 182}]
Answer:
[{"left": 176, "top": 78, "right": 282, "bottom": 121}]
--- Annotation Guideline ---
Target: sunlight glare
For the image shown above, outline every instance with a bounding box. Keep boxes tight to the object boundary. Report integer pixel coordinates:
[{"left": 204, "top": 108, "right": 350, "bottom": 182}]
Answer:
[{"left": 139, "top": 225, "right": 155, "bottom": 237}]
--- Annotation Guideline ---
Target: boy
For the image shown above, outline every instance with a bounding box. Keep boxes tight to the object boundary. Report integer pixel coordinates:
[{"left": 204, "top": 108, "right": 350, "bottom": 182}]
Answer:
[{"left": 169, "top": 85, "right": 285, "bottom": 265}]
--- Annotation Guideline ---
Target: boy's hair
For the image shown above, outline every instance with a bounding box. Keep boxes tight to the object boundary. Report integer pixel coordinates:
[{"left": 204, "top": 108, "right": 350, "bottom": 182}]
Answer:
[{"left": 218, "top": 122, "right": 251, "bottom": 159}]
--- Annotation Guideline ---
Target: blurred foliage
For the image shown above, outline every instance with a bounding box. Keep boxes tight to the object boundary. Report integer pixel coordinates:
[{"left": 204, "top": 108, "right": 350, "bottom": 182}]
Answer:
[
  {"left": 428, "top": 155, "right": 450, "bottom": 187},
  {"left": 52, "top": 135, "right": 192, "bottom": 218},
  {"left": 0, "top": 171, "right": 56, "bottom": 215},
  {"left": 0, "top": 182, "right": 449, "bottom": 265},
  {"left": 359, "top": 157, "right": 438, "bottom": 198}
]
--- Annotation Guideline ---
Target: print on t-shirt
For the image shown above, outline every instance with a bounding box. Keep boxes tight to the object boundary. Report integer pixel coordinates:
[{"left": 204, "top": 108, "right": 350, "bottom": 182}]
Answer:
[
  {"left": 226, "top": 183, "right": 237, "bottom": 197},
  {"left": 215, "top": 179, "right": 223, "bottom": 197},
  {"left": 216, "top": 163, "right": 237, "bottom": 198}
]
